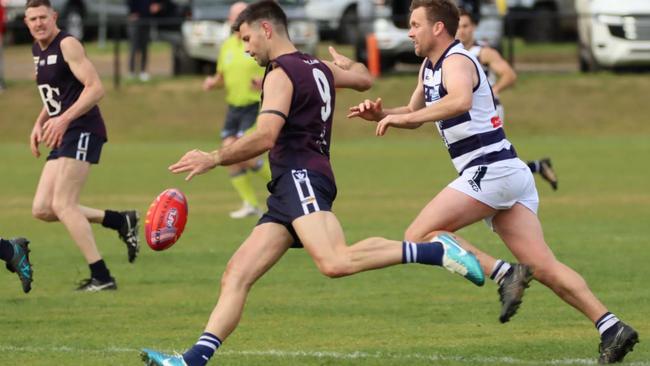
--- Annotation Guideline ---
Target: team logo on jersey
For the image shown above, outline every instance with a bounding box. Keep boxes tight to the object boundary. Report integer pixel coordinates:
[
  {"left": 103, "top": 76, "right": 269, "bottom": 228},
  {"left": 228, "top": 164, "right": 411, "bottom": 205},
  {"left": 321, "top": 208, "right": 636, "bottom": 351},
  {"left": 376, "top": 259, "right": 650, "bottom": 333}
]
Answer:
[
  {"left": 491, "top": 116, "right": 503, "bottom": 129},
  {"left": 425, "top": 85, "right": 440, "bottom": 102},
  {"left": 47, "top": 55, "right": 58, "bottom": 65},
  {"left": 37, "top": 84, "right": 62, "bottom": 116},
  {"left": 39, "top": 59, "right": 45, "bottom": 66},
  {"left": 423, "top": 68, "right": 435, "bottom": 86}
]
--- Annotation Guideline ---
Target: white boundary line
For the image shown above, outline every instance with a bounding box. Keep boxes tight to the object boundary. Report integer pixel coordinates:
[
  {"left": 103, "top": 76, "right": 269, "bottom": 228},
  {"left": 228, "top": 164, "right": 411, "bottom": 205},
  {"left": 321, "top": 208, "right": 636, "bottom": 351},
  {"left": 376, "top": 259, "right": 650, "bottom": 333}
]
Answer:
[{"left": 0, "top": 345, "right": 647, "bottom": 365}]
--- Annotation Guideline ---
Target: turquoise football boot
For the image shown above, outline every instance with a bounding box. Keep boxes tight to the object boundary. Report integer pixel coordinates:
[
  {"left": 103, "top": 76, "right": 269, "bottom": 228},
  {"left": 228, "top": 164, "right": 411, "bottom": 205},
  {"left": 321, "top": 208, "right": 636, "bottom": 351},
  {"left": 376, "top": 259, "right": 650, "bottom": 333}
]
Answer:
[
  {"left": 436, "top": 233, "right": 485, "bottom": 286},
  {"left": 141, "top": 349, "right": 187, "bottom": 366},
  {"left": 5, "top": 238, "right": 33, "bottom": 293}
]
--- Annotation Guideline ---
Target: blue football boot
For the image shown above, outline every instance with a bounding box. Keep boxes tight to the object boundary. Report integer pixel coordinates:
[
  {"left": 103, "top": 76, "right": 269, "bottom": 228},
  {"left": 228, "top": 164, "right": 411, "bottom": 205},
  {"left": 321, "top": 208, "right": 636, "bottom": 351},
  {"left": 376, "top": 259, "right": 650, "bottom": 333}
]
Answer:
[
  {"left": 141, "top": 349, "right": 187, "bottom": 366},
  {"left": 5, "top": 238, "right": 33, "bottom": 293},
  {"left": 436, "top": 233, "right": 485, "bottom": 286}
]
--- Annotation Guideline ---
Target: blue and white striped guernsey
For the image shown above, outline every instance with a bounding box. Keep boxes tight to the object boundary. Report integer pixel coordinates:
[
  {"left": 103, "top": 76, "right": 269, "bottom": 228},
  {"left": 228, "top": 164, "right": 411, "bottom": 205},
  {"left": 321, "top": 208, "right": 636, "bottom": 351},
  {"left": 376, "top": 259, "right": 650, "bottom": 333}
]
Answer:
[
  {"left": 467, "top": 40, "right": 496, "bottom": 85},
  {"left": 423, "top": 40, "right": 517, "bottom": 174}
]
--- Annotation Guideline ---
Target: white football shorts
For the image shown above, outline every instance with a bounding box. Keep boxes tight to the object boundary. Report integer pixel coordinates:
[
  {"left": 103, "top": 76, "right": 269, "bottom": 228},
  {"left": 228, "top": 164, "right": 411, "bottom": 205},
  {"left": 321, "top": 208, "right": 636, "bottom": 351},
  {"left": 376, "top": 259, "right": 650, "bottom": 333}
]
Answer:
[{"left": 448, "top": 158, "right": 539, "bottom": 229}]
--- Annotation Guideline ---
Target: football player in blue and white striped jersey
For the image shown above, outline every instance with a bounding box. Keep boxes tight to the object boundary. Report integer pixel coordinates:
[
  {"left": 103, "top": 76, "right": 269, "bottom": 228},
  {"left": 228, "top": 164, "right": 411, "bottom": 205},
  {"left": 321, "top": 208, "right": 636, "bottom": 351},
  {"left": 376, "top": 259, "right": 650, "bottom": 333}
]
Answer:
[{"left": 349, "top": 0, "right": 637, "bottom": 362}]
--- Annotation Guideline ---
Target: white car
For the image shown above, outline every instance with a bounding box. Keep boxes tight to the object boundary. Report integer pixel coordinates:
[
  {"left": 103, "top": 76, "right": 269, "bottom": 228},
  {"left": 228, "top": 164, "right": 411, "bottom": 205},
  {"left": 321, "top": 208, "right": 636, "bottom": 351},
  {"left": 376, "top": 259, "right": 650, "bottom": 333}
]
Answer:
[
  {"left": 356, "top": 0, "right": 504, "bottom": 70},
  {"left": 577, "top": 0, "right": 650, "bottom": 71},
  {"left": 177, "top": 0, "right": 319, "bottom": 74},
  {"left": 305, "top": 0, "right": 374, "bottom": 44}
]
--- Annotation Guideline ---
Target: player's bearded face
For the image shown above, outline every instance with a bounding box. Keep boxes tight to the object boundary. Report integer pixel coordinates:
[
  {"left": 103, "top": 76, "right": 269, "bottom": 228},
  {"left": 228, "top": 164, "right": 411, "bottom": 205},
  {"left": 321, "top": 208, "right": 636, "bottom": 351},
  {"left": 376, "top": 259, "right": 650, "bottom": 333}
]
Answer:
[{"left": 241, "top": 22, "right": 270, "bottom": 67}]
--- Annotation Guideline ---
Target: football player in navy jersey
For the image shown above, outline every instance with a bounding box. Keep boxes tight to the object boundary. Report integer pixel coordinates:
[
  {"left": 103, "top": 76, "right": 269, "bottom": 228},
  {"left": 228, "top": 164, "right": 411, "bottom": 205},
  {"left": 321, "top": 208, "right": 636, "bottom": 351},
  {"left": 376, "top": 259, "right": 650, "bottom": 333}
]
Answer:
[
  {"left": 456, "top": 8, "right": 558, "bottom": 190},
  {"left": 141, "top": 2, "right": 501, "bottom": 365},
  {"left": 24, "top": 0, "right": 140, "bottom": 292},
  {"left": 348, "top": 0, "right": 637, "bottom": 363}
]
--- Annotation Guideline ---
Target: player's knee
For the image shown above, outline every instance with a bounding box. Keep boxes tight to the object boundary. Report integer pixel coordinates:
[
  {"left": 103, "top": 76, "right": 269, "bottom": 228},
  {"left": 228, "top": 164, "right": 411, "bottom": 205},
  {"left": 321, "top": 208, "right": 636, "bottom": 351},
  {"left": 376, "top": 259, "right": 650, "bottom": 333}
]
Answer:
[
  {"left": 315, "top": 259, "right": 351, "bottom": 278},
  {"left": 220, "top": 264, "right": 254, "bottom": 291},
  {"left": 51, "top": 198, "right": 74, "bottom": 218},
  {"left": 32, "top": 203, "right": 57, "bottom": 222}
]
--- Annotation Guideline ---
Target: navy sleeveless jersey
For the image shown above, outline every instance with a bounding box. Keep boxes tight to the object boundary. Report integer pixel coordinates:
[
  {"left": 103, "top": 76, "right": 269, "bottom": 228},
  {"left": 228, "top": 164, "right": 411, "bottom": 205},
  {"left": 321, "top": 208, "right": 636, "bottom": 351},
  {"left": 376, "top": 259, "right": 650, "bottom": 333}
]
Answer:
[
  {"left": 263, "top": 52, "right": 336, "bottom": 183},
  {"left": 32, "top": 31, "right": 106, "bottom": 138}
]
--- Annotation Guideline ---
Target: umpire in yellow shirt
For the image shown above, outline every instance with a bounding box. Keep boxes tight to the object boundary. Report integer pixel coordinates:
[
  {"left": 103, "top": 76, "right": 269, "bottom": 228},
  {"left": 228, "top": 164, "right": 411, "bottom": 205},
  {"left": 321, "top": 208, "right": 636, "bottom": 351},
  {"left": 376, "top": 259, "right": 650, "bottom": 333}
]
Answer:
[{"left": 203, "top": 2, "right": 270, "bottom": 219}]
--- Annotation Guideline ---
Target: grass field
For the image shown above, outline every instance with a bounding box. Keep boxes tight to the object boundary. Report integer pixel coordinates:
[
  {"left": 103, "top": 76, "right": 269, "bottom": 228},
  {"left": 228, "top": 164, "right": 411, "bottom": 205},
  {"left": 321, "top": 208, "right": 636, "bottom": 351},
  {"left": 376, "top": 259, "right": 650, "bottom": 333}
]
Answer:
[{"left": 0, "top": 70, "right": 649, "bottom": 365}]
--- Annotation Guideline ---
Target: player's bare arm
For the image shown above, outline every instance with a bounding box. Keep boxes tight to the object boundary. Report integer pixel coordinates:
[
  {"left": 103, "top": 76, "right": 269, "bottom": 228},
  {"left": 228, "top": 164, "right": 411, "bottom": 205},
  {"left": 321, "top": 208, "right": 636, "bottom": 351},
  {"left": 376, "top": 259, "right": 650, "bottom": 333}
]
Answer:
[
  {"left": 29, "top": 106, "right": 49, "bottom": 157},
  {"left": 376, "top": 55, "right": 475, "bottom": 136},
  {"left": 348, "top": 61, "right": 426, "bottom": 122},
  {"left": 480, "top": 47, "right": 516, "bottom": 95},
  {"left": 41, "top": 37, "right": 104, "bottom": 149},
  {"left": 322, "top": 46, "right": 372, "bottom": 91},
  {"left": 169, "top": 67, "right": 291, "bottom": 181}
]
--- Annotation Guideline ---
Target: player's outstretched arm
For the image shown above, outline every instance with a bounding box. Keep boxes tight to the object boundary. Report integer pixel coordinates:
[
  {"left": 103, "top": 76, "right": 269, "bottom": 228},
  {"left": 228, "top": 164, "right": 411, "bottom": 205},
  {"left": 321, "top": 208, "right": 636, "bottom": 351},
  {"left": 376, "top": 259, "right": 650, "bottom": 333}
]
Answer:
[
  {"left": 41, "top": 37, "right": 104, "bottom": 148},
  {"left": 350, "top": 60, "right": 426, "bottom": 128},
  {"left": 169, "top": 68, "right": 291, "bottom": 181},
  {"left": 376, "top": 55, "right": 474, "bottom": 136},
  {"left": 323, "top": 46, "right": 372, "bottom": 91}
]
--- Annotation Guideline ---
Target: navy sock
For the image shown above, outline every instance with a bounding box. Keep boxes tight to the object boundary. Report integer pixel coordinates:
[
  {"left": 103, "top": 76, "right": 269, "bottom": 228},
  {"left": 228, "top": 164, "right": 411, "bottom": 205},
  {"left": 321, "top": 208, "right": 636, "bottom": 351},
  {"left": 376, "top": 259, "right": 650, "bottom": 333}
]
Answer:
[
  {"left": 89, "top": 259, "right": 112, "bottom": 282},
  {"left": 402, "top": 241, "right": 444, "bottom": 266},
  {"left": 0, "top": 239, "right": 14, "bottom": 262},
  {"left": 102, "top": 210, "right": 125, "bottom": 231},
  {"left": 183, "top": 332, "right": 222, "bottom": 366},
  {"left": 527, "top": 160, "right": 539, "bottom": 173}
]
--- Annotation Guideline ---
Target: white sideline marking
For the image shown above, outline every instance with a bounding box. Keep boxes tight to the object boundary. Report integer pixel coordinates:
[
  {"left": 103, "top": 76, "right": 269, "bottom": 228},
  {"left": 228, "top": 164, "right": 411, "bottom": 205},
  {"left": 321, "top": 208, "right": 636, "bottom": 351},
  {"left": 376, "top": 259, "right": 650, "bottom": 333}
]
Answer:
[{"left": 0, "top": 345, "right": 648, "bottom": 365}]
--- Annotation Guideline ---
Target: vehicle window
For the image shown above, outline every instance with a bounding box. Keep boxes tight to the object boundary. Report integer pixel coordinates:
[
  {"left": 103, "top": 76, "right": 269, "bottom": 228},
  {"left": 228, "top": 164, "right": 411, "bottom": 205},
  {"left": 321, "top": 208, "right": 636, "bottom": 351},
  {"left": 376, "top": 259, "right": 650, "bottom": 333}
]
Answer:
[{"left": 192, "top": 0, "right": 305, "bottom": 5}]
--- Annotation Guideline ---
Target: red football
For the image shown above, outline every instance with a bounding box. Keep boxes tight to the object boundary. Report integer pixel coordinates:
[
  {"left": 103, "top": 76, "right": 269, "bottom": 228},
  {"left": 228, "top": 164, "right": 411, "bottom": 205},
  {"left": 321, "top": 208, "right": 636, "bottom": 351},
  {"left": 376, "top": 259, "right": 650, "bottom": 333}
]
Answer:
[{"left": 145, "top": 188, "right": 188, "bottom": 251}]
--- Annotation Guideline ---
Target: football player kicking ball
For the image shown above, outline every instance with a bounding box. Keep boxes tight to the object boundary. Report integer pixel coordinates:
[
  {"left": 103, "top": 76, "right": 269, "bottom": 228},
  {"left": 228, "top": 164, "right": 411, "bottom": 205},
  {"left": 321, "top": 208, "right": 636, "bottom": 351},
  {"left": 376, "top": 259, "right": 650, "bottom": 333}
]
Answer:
[
  {"left": 141, "top": 1, "right": 494, "bottom": 365},
  {"left": 25, "top": 0, "right": 139, "bottom": 292},
  {"left": 348, "top": 0, "right": 637, "bottom": 363},
  {"left": 0, "top": 237, "right": 33, "bottom": 293}
]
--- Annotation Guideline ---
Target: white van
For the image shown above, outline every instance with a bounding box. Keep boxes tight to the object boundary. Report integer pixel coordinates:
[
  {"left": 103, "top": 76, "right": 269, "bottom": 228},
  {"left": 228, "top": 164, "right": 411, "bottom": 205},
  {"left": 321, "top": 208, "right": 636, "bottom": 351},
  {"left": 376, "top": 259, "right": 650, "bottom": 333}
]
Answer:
[{"left": 577, "top": 0, "right": 650, "bottom": 71}]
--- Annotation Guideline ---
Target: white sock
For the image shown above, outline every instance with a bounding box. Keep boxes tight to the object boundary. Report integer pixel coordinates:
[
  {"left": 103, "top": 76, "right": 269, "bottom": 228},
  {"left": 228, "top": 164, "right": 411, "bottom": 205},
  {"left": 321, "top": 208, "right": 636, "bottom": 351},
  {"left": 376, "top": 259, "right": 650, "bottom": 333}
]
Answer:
[
  {"left": 596, "top": 312, "right": 620, "bottom": 336},
  {"left": 490, "top": 260, "right": 512, "bottom": 285}
]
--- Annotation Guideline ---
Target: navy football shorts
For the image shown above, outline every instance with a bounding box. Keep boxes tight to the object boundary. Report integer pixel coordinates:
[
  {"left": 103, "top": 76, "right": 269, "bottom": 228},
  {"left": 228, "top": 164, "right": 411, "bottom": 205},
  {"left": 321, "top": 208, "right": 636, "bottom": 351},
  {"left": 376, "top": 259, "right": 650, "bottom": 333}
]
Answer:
[
  {"left": 221, "top": 103, "right": 259, "bottom": 139},
  {"left": 46, "top": 129, "right": 106, "bottom": 164},
  {"left": 257, "top": 169, "right": 337, "bottom": 248}
]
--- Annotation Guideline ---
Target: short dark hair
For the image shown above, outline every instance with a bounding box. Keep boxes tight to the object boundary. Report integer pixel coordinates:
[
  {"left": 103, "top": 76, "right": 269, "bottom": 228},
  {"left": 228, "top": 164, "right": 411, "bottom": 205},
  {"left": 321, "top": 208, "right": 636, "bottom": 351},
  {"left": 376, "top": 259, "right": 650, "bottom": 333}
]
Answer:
[
  {"left": 459, "top": 8, "right": 479, "bottom": 25},
  {"left": 232, "top": 0, "right": 288, "bottom": 35},
  {"left": 26, "top": 0, "right": 52, "bottom": 8},
  {"left": 410, "top": 0, "right": 460, "bottom": 37}
]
